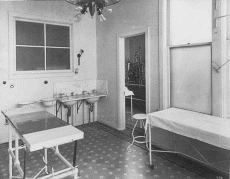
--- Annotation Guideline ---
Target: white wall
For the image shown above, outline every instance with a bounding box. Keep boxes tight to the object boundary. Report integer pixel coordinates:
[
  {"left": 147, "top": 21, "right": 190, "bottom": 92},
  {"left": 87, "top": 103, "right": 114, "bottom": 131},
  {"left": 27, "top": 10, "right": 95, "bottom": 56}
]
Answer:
[
  {"left": 96, "top": 0, "right": 159, "bottom": 128},
  {"left": 0, "top": 1, "right": 97, "bottom": 143}
]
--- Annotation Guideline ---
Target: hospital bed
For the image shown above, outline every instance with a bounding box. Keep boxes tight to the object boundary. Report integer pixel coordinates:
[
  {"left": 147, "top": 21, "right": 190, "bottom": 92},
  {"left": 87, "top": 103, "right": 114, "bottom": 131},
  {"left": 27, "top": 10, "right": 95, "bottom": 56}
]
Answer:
[
  {"left": 1, "top": 107, "right": 84, "bottom": 179},
  {"left": 145, "top": 108, "right": 230, "bottom": 178}
]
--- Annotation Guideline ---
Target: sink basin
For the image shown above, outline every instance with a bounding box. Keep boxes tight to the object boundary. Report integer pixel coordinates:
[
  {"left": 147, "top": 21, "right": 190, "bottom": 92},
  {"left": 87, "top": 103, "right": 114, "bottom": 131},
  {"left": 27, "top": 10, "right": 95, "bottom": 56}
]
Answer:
[
  {"left": 59, "top": 93, "right": 104, "bottom": 106},
  {"left": 85, "top": 93, "right": 100, "bottom": 103},
  {"left": 63, "top": 100, "right": 77, "bottom": 107},
  {"left": 62, "top": 96, "right": 78, "bottom": 107},
  {"left": 18, "top": 100, "right": 37, "bottom": 108},
  {"left": 41, "top": 98, "right": 56, "bottom": 107}
]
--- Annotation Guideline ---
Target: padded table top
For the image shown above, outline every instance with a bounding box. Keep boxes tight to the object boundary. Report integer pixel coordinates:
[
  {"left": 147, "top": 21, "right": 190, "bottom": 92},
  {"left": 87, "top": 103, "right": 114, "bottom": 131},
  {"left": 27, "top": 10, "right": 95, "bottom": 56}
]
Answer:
[{"left": 146, "top": 108, "right": 230, "bottom": 150}]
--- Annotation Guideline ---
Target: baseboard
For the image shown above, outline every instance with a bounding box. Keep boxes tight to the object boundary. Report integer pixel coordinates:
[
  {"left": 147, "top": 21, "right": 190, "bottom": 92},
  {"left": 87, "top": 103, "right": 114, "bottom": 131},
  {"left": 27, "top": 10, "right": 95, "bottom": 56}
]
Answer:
[
  {"left": 97, "top": 119, "right": 118, "bottom": 129},
  {"left": 0, "top": 142, "right": 8, "bottom": 149}
]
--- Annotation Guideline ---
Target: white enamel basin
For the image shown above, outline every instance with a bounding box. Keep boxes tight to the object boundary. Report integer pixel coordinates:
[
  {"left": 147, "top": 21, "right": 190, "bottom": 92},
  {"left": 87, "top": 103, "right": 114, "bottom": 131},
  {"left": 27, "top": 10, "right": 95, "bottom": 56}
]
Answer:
[
  {"left": 18, "top": 101, "right": 37, "bottom": 108},
  {"left": 85, "top": 94, "right": 100, "bottom": 103},
  {"left": 62, "top": 97, "right": 78, "bottom": 107},
  {"left": 63, "top": 101, "right": 78, "bottom": 107},
  {"left": 41, "top": 98, "right": 56, "bottom": 107}
]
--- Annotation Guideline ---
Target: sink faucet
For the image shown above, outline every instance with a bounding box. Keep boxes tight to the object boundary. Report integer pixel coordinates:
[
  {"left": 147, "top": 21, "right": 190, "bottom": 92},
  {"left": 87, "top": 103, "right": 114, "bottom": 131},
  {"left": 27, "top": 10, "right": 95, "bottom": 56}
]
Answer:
[
  {"left": 82, "top": 91, "right": 90, "bottom": 95},
  {"left": 60, "top": 93, "right": 67, "bottom": 97}
]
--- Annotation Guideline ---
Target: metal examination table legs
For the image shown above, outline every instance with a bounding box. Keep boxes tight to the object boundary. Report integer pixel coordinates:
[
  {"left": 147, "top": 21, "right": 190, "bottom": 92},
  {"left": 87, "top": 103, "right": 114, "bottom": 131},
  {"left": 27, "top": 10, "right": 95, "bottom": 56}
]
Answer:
[{"left": 7, "top": 124, "right": 80, "bottom": 179}]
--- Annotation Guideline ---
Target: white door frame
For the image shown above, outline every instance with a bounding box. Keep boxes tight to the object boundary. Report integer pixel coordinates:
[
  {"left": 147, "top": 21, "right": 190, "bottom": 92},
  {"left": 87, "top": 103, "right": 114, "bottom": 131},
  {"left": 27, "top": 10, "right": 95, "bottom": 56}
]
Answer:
[{"left": 117, "top": 27, "right": 151, "bottom": 130}]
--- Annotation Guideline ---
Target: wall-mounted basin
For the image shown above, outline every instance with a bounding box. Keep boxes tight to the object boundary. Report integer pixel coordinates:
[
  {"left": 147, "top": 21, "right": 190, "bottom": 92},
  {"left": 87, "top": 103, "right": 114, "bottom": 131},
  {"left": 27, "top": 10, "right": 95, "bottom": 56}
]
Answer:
[
  {"left": 41, "top": 98, "right": 56, "bottom": 107},
  {"left": 62, "top": 96, "right": 78, "bottom": 107},
  {"left": 18, "top": 100, "right": 37, "bottom": 108},
  {"left": 85, "top": 93, "right": 100, "bottom": 103},
  {"left": 58, "top": 93, "right": 106, "bottom": 106}
]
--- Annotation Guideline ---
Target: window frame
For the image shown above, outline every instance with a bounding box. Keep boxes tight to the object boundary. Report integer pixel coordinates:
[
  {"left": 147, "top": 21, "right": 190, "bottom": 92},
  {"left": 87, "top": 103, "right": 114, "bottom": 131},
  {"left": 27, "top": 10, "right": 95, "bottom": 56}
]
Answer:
[
  {"left": 9, "top": 12, "right": 74, "bottom": 79},
  {"left": 160, "top": 0, "right": 229, "bottom": 118},
  {"left": 169, "top": 0, "right": 212, "bottom": 46},
  {"left": 168, "top": 0, "right": 213, "bottom": 114}
]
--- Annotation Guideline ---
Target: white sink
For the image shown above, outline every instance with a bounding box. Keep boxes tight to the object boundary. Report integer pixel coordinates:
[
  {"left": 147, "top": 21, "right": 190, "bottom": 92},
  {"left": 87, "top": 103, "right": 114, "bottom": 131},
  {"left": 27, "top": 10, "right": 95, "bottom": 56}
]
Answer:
[
  {"left": 63, "top": 101, "right": 78, "bottom": 107},
  {"left": 59, "top": 93, "right": 104, "bottom": 106},
  {"left": 41, "top": 98, "right": 56, "bottom": 107},
  {"left": 85, "top": 94, "right": 100, "bottom": 103},
  {"left": 62, "top": 97, "right": 78, "bottom": 107},
  {"left": 18, "top": 100, "right": 37, "bottom": 108}
]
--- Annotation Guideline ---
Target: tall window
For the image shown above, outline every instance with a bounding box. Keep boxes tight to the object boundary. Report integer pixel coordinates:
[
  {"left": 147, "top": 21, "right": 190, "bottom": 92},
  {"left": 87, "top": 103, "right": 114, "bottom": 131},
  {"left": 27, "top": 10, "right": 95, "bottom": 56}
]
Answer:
[
  {"left": 15, "top": 20, "right": 70, "bottom": 72},
  {"left": 169, "top": 0, "right": 212, "bottom": 114}
]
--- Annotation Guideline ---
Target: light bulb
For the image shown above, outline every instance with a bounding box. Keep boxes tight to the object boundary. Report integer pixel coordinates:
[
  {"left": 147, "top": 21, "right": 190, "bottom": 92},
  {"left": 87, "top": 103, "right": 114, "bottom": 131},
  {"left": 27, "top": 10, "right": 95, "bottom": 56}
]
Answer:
[
  {"left": 104, "top": 7, "right": 112, "bottom": 13},
  {"left": 76, "top": 6, "right": 83, "bottom": 11},
  {"left": 100, "top": 14, "right": 106, "bottom": 21},
  {"left": 74, "top": 13, "right": 82, "bottom": 22},
  {"left": 107, "top": 8, "right": 112, "bottom": 13}
]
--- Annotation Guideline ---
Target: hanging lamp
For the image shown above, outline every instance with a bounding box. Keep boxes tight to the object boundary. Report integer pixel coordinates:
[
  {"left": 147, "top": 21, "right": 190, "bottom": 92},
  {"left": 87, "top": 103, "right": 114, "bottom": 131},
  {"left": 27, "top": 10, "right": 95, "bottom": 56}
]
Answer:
[{"left": 66, "top": 0, "right": 121, "bottom": 22}]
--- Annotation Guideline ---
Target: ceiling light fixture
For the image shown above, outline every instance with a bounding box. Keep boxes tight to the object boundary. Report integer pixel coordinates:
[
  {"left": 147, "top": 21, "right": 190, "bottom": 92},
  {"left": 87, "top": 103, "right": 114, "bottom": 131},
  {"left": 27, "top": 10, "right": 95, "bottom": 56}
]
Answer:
[{"left": 66, "top": 0, "right": 121, "bottom": 22}]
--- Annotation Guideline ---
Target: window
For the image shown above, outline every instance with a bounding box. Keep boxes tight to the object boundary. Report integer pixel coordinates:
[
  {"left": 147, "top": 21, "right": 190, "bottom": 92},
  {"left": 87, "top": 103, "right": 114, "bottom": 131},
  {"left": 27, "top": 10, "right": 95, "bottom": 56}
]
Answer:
[
  {"left": 170, "top": 0, "right": 212, "bottom": 45},
  {"left": 9, "top": 12, "right": 73, "bottom": 78},
  {"left": 169, "top": 0, "right": 212, "bottom": 114},
  {"left": 170, "top": 45, "right": 212, "bottom": 114},
  {"left": 15, "top": 20, "right": 70, "bottom": 72}
]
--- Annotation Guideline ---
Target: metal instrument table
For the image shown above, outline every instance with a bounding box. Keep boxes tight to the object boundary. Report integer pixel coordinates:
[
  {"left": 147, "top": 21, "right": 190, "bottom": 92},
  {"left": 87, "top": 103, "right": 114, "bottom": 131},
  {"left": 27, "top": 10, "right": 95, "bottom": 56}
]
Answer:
[{"left": 1, "top": 107, "right": 84, "bottom": 179}]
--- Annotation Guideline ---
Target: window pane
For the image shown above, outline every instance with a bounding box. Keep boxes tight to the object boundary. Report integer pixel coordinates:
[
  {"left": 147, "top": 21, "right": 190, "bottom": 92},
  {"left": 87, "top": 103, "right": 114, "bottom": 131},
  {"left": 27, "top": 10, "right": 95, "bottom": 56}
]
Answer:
[
  {"left": 170, "top": 45, "right": 212, "bottom": 114},
  {"left": 16, "top": 47, "right": 45, "bottom": 71},
  {"left": 170, "top": 0, "right": 212, "bottom": 45},
  {"left": 16, "top": 21, "right": 44, "bottom": 46},
  {"left": 46, "top": 25, "right": 70, "bottom": 47},
  {"left": 46, "top": 48, "right": 70, "bottom": 70}
]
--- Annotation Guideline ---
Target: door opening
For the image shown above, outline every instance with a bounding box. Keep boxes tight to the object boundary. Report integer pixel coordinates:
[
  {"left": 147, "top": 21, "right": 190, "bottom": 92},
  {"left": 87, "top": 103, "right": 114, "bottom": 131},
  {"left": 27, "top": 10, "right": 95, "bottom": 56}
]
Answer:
[
  {"left": 125, "top": 34, "right": 146, "bottom": 127},
  {"left": 117, "top": 27, "right": 150, "bottom": 130}
]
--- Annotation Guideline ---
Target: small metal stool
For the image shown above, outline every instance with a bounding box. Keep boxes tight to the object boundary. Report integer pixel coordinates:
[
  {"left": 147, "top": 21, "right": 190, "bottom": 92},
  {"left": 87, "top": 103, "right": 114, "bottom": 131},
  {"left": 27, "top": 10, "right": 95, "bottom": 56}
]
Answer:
[{"left": 127, "top": 113, "right": 147, "bottom": 152}]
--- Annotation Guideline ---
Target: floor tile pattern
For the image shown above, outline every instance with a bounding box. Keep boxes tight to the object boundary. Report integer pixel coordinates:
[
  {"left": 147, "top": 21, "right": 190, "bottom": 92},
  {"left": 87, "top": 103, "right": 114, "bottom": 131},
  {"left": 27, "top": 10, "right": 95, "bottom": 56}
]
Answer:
[
  {"left": 0, "top": 122, "right": 226, "bottom": 179},
  {"left": 91, "top": 122, "right": 228, "bottom": 179}
]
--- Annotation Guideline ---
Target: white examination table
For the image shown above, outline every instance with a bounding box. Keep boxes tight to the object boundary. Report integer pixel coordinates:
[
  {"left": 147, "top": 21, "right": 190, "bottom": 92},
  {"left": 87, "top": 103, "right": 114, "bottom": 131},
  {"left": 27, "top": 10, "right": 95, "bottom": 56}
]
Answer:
[
  {"left": 1, "top": 107, "right": 84, "bottom": 179},
  {"left": 145, "top": 108, "right": 230, "bottom": 177}
]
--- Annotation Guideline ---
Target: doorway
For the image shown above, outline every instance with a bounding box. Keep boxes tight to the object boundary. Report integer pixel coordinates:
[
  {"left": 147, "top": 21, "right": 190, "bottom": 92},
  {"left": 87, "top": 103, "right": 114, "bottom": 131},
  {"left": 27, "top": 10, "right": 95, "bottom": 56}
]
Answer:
[
  {"left": 117, "top": 27, "right": 150, "bottom": 130},
  {"left": 125, "top": 34, "right": 146, "bottom": 127}
]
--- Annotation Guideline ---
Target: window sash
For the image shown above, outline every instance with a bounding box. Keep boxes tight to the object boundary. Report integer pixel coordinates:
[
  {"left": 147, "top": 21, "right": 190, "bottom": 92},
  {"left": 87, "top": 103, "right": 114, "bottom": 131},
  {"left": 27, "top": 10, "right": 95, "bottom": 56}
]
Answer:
[
  {"left": 15, "top": 20, "right": 71, "bottom": 72},
  {"left": 8, "top": 12, "right": 74, "bottom": 79},
  {"left": 169, "top": 0, "right": 212, "bottom": 46}
]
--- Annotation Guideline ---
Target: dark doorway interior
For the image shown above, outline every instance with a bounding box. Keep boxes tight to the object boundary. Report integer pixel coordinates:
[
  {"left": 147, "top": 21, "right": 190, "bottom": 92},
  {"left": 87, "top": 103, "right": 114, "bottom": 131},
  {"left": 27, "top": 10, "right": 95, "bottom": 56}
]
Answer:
[{"left": 125, "top": 34, "right": 146, "bottom": 126}]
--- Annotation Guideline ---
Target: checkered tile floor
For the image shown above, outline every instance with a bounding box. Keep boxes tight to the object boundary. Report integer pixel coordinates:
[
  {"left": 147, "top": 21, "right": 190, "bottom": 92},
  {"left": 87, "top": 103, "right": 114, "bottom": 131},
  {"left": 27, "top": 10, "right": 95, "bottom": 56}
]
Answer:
[{"left": 0, "top": 122, "right": 225, "bottom": 179}]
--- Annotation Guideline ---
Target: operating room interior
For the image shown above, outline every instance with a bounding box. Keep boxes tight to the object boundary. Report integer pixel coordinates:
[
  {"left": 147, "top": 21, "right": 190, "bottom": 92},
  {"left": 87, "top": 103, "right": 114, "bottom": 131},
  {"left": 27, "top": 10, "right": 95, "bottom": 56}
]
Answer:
[{"left": 0, "top": 0, "right": 230, "bottom": 179}]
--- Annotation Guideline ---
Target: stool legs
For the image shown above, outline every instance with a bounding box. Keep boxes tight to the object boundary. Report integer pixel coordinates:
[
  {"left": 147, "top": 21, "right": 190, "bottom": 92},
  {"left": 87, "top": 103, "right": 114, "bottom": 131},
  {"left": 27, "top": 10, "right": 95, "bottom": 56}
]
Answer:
[{"left": 127, "top": 119, "right": 146, "bottom": 152}]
